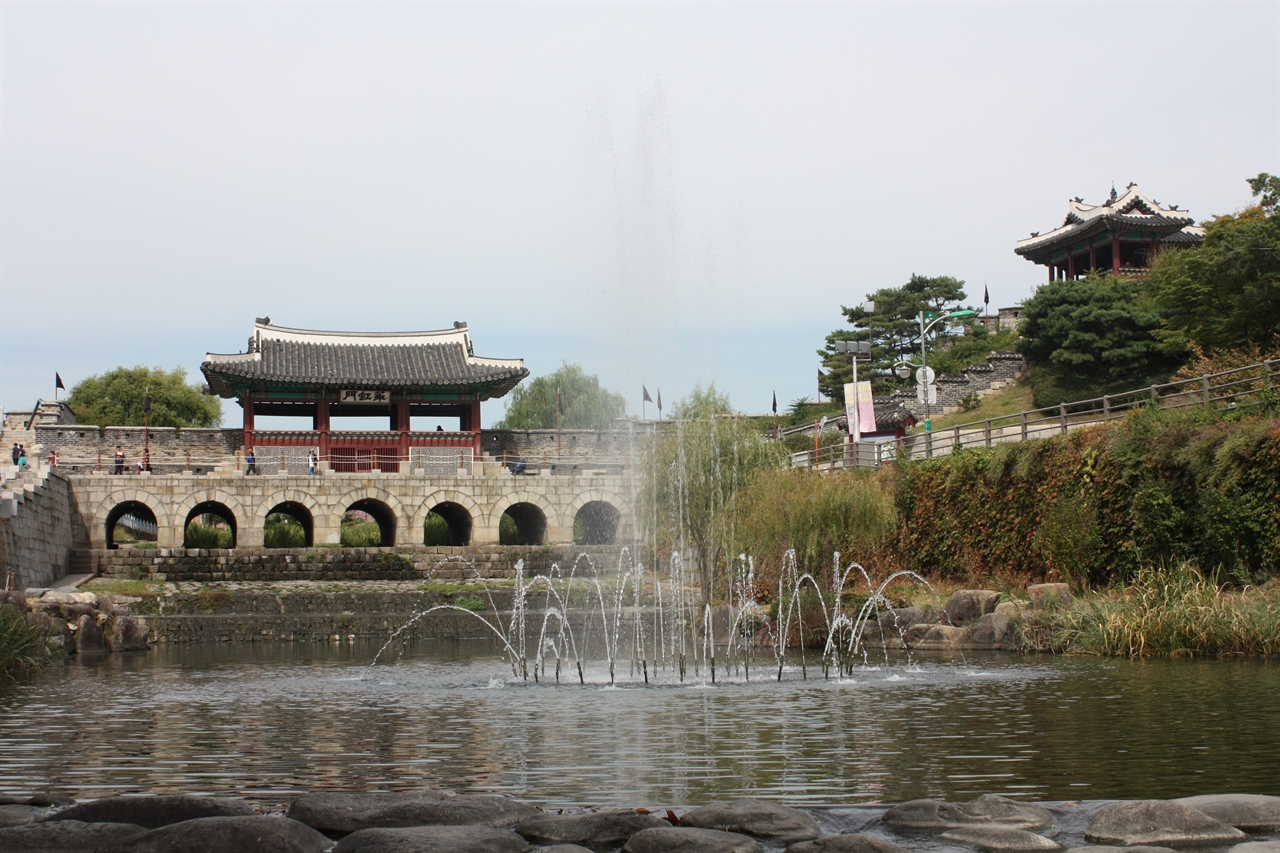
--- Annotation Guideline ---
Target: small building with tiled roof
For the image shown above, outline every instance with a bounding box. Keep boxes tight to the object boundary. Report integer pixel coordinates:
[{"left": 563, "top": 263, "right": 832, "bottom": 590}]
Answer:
[
  {"left": 202, "top": 319, "right": 527, "bottom": 471},
  {"left": 1015, "top": 184, "right": 1204, "bottom": 281}
]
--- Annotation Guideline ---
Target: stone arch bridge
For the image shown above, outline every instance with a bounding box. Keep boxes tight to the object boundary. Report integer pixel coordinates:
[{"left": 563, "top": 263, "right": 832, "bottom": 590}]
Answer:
[{"left": 70, "top": 472, "right": 633, "bottom": 550}]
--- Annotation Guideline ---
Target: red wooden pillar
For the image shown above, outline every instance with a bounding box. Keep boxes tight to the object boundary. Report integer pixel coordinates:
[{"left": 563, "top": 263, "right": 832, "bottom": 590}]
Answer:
[
  {"left": 396, "top": 398, "right": 410, "bottom": 467},
  {"left": 469, "top": 399, "right": 482, "bottom": 453},
  {"left": 1067, "top": 253, "right": 1075, "bottom": 279},
  {"left": 1111, "top": 239, "right": 1121, "bottom": 275},
  {"left": 243, "top": 393, "right": 255, "bottom": 451},
  {"left": 315, "top": 397, "right": 330, "bottom": 463}
]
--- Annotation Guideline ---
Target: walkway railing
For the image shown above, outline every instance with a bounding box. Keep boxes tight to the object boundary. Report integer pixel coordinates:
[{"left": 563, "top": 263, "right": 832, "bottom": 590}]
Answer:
[{"left": 792, "top": 358, "right": 1280, "bottom": 470}]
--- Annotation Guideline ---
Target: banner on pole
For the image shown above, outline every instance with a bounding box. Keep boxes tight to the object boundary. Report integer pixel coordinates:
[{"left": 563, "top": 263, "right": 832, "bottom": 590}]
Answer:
[
  {"left": 857, "top": 380, "right": 876, "bottom": 433},
  {"left": 843, "top": 382, "right": 857, "bottom": 435}
]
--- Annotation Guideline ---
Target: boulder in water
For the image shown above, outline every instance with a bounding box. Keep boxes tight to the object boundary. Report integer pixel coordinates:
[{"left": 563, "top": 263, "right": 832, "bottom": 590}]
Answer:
[
  {"left": 885, "top": 795, "right": 1053, "bottom": 830},
  {"left": 940, "top": 826, "right": 1063, "bottom": 851},
  {"left": 0, "top": 819, "right": 147, "bottom": 852},
  {"left": 286, "top": 791, "right": 540, "bottom": 835},
  {"left": 1086, "top": 800, "right": 1245, "bottom": 846},
  {"left": 682, "top": 799, "right": 820, "bottom": 842},
  {"left": 46, "top": 795, "right": 256, "bottom": 830},
  {"left": 944, "top": 590, "right": 1001, "bottom": 626},
  {"left": 785, "top": 833, "right": 912, "bottom": 853},
  {"left": 623, "top": 826, "right": 760, "bottom": 853},
  {"left": 514, "top": 809, "right": 667, "bottom": 848},
  {"left": 1172, "top": 795, "right": 1280, "bottom": 831},
  {"left": 97, "top": 815, "right": 330, "bottom": 853},
  {"left": 332, "top": 825, "right": 531, "bottom": 853}
]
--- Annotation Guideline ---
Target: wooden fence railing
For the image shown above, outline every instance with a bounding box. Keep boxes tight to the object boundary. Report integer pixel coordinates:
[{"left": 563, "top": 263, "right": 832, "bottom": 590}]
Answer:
[{"left": 791, "top": 359, "right": 1279, "bottom": 470}]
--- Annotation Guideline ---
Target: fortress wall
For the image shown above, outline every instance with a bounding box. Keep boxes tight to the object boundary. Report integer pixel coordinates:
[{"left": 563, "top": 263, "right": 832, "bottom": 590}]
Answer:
[
  {"left": 0, "top": 471, "right": 74, "bottom": 589},
  {"left": 35, "top": 426, "right": 242, "bottom": 470},
  {"left": 481, "top": 425, "right": 653, "bottom": 462}
]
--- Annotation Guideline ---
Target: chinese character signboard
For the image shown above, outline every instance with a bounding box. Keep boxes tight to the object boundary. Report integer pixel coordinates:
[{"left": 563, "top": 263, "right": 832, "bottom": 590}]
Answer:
[{"left": 339, "top": 389, "right": 390, "bottom": 403}]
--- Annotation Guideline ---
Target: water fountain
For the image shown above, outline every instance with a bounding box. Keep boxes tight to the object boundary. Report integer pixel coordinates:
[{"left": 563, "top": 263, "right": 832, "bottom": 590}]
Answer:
[{"left": 371, "top": 549, "right": 944, "bottom": 686}]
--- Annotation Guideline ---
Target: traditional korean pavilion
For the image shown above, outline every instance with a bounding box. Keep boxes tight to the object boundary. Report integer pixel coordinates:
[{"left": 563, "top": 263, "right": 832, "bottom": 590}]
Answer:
[
  {"left": 202, "top": 319, "right": 527, "bottom": 472},
  {"left": 1015, "top": 184, "right": 1204, "bottom": 280}
]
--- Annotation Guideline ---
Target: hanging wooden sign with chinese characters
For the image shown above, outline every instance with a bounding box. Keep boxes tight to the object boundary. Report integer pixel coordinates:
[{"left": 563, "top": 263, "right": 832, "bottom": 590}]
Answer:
[{"left": 339, "top": 389, "right": 391, "bottom": 403}]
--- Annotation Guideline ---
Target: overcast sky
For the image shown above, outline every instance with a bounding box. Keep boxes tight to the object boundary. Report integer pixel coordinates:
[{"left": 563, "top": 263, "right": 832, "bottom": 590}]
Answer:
[{"left": 3, "top": 1, "right": 1277, "bottom": 427}]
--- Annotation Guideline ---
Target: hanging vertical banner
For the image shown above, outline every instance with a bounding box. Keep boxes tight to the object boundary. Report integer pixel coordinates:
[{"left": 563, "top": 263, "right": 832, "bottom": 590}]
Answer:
[
  {"left": 843, "top": 383, "right": 857, "bottom": 435},
  {"left": 857, "top": 380, "right": 877, "bottom": 434}
]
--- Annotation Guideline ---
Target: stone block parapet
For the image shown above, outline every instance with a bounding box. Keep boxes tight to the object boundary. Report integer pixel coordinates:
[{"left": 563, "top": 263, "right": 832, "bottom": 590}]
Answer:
[{"left": 892, "top": 350, "right": 1026, "bottom": 419}]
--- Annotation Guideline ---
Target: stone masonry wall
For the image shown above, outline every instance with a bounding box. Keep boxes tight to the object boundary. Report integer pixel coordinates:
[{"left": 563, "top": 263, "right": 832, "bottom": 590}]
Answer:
[
  {"left": 35, "top": 425, "right": 653, "bottom": 469},
  {"left": 95, "top": 544, "right": 631, "bottom": 583},
  {"left": 481, "top": 424, "right": 653, "bottom": 463},
  {"left": 0, "top": 469, "right": 74, "bottom": 589},
  {"left": 35, "top": 426, "right": 241, "bottom": 473},
  {"left": 893, "top": 351, "right": 1026, "bottom": 419}
]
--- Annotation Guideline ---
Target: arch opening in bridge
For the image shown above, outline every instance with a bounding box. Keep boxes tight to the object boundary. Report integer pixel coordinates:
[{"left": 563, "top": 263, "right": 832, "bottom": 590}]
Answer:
[
  {"left": 344, "top": 499, "right": 396, "bottom": 547},
  {"left": 500, "top": 502, "right": 546, "bottom": 545},
  {"left": 424, "top": 502, "right": 472, "bottom": 546},
  {"left": 183, "top": 501, "right": 237, "bottom": 549},
  {"left": 574, "top": 501, "right": 621, "bottom": 546},
  {"left": 265, "top": 502, "right": 313, "bottom": 548},
  {"left": 105, "top": 501, "right": 158, "bottom": 550}
]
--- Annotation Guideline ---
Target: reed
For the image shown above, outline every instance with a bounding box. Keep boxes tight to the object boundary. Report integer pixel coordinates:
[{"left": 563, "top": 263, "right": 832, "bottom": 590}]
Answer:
[
  {"left": 0, "top": 605, "right": 46, "bottom": 678},
  {"left": 1013, "top": 563, "right": 1280, "bottom": 657},
  {"left": 183, "top": 522, "right": 233, "bottom": 549}
]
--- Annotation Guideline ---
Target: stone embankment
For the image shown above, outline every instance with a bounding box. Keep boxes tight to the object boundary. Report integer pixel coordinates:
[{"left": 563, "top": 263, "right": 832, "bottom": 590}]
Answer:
[
  {"left": 0, "top": 589, "right": 149, "bottom": 655},
  {"left": 869, "top": 583, "right": 1073, "bottom": 651},
  {"left": 0, "top": 791, "right": 1277, "bottom": 853}
]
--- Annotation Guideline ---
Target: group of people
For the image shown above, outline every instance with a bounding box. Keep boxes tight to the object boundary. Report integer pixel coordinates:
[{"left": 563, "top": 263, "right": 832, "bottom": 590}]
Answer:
[
  {"left": 111, "top": 446, "right": 151, "bottom": 475},
  {"left": 244, "top": 448, "right": 320, "bottom": 475},
  {"left": 10, "top": 443, "right": 28, "bottom": 470}
]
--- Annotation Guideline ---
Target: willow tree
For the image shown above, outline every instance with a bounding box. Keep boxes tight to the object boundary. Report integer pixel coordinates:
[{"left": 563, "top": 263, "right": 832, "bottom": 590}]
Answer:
[{"left": 636, "top": 384, "right": 784, "bottom": 602}]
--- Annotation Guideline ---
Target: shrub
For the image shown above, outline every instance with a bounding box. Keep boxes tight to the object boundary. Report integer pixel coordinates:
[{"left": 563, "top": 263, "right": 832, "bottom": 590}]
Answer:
[
  {"left": 453, "top": 595, "right": 487, "bottom": 612},
  {"left": 423, "top": 513, "right": 450, "bottom": 546},
  {"left": 184, "top": 523, "right": 232, "bottom": 549}
]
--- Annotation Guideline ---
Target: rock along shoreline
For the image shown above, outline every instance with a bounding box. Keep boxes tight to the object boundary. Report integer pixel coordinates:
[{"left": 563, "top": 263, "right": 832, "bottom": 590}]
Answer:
[{"left": 0, "top": 791, "right": 1277, "bottom": 853}]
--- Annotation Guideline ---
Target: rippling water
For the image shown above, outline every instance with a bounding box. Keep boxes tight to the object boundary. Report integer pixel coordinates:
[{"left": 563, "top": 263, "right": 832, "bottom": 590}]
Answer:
[{"left": 1, "top": 641, "right": 1276, "bottom": 808}]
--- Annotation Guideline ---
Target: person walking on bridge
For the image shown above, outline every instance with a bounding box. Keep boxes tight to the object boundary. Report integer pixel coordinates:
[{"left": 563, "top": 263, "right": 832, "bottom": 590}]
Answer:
[
  {"left": 114, "top": 446, "right": 125, "bottom": 475},
  {"left": 11, "top": 443, "right": 19, "bottom": 466}
]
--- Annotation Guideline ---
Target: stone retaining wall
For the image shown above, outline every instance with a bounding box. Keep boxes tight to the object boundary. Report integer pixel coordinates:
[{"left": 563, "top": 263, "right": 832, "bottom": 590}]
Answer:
[
  {"left": 35, "top": 426, "right": 241, "bottom": 472},
  {"left": 0, "top": 470, "right": 74, "bottom": 589},
  {"left": 96, "top": 544, "right": 632, "bottom": 583}
]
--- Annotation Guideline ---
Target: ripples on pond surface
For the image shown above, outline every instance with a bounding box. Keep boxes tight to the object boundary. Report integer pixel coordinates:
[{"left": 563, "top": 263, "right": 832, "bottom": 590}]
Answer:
[{"left": 0, "top": 641, "right": 1276, "bottom": 808}]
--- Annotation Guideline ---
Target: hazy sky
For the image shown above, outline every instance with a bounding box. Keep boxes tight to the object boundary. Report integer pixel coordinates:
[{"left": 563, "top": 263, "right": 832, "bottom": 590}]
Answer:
[{"left": 3, "top": 1, "right": 1277, "bottom": 427}]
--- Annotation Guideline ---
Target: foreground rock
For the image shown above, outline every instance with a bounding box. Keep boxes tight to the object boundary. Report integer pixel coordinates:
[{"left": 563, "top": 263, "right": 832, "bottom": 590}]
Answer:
[
  {"left": 0, "top": 819, "right": 147, "bottom": 852},
  {"left": 940, "top": 826, "right": 1063, "bottom": 851},
  {"left": 623, "top": 826, "right": 761, "bottom": 853},
  {"left": 1086, "top": 801, "right": 1246, "bottom": 846},
  {"left": 513, "top": 809, "right": 666, "bottom": 849},
  {"left": 1026, "top": 584, "right": 1073, "bottom": 608},
  {"left": 286, "top": 791, "right": 541, "bottom": 835},
  {"left": 785, "top": 834, "right": 912, "bottom": 853},
  {"left": 332, "top": 825, "right": 531, "bottom": 853},
  {"left": 1173, "top": 795, "right": 1280, "bottom": 831},
  {"left": 1230, "top": 844, "right": 1280, "bottom": 853},
  {"left": 0, "top": 804, "right": 44, "bottom": 827},
  {"left": 682, "top": 799, "right": 820, "bottom": 842},
  {"left": 98, "top": 815, "right": 330, "bottom": 853},
  {"left": 885, "top": 795, "right": 1053, "bottom": 830},
  {"left": 45, "top": 795, "right": 256, "bottom": 829},
  {"left": 1066, "top": 846, "right": 1175, "bottom": 853},
  {"left": 944, "top": 590, "right": 1000, "bottom": 626}
]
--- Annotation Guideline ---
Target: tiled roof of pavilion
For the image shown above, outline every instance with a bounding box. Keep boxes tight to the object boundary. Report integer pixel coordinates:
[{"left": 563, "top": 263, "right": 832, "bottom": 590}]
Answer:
[
  {"left": 1015, "top": 184, "right": 1205, "bottom": 259},
  {"left": 202, "top": 320, "right": 528, "bottom": 400}
]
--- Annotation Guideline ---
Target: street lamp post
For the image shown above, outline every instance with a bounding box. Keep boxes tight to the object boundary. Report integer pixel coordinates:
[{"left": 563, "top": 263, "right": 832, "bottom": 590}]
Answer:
[
  {"left": 916, "top": 309, "right": 978, "bottom": 432},
  {"left": 833, "top": 339, "right": 872, "bottom": 442}
]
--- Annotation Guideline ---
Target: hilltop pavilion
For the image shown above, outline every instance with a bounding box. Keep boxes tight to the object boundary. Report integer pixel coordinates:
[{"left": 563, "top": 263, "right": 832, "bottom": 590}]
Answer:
[
  {"left": 1015, "top": 184, "right": 1204, "bottom": 281},
  {"left": 202, "top": 319, "right": 527, "bottom": 472}
]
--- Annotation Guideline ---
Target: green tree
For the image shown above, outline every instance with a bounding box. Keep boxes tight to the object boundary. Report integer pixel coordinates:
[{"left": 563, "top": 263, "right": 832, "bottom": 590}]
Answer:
[
  {"left": 636, "top": 383, "right": 784, "bottom": 601},
  {"left": 1016, "top": 272, "right": 1179, "bottom": 406},
  {"left": 495, "top": 363, "right": 627, "bottom": 430},
  {"left": 67, "top": 366, "right": 222, "bottom": 428},
  {"left": 819, "top": 274, "right": 972, "bottom": 398},
  {"left": 1146, "top": 173, "right": 1280, "bottom": 354}
]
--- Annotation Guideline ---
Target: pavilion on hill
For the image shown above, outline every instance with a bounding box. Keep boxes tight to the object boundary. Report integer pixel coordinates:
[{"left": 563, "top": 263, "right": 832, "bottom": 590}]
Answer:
[
  {"left": 202, "top": 319, "right": 527, "bottom": 473},
  {"left": 1015, "top": 183, "right": 1204, "bottom": 281}
]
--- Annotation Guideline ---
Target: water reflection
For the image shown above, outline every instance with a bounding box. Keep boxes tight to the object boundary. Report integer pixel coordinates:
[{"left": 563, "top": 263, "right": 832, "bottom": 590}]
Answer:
[{"left": 0, "top": 642, "right": 1276, "bottom": 808}]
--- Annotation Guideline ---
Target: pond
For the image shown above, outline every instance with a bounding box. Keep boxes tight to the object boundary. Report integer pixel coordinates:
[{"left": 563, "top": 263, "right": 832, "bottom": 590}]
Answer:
[{"left": 1, "top": 641, "right": 1276, "bottom": 809}]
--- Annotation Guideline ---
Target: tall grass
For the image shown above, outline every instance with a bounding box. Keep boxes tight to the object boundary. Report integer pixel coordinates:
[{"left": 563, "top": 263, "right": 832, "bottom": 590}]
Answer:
[
  {"left": 424, "top": 513, "right": 450, "bottom": 546},
  {"left": 341, "top": 522, "right": 383, "bottom": 547},
  {"left": 183, "top": 523, "right": 233, "bottom": 549},
  {"left": 731, "top": 468, "right": 896, "bottom": 580},
  {"left": 265, "top": 513, "right": 306, "bottom": 548},
  {"left": 1013, "top": 564, "right": 1280, "bottom": 657},
  {"left": 0, "top": 605, "right": 46, "bottom": 678}
]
